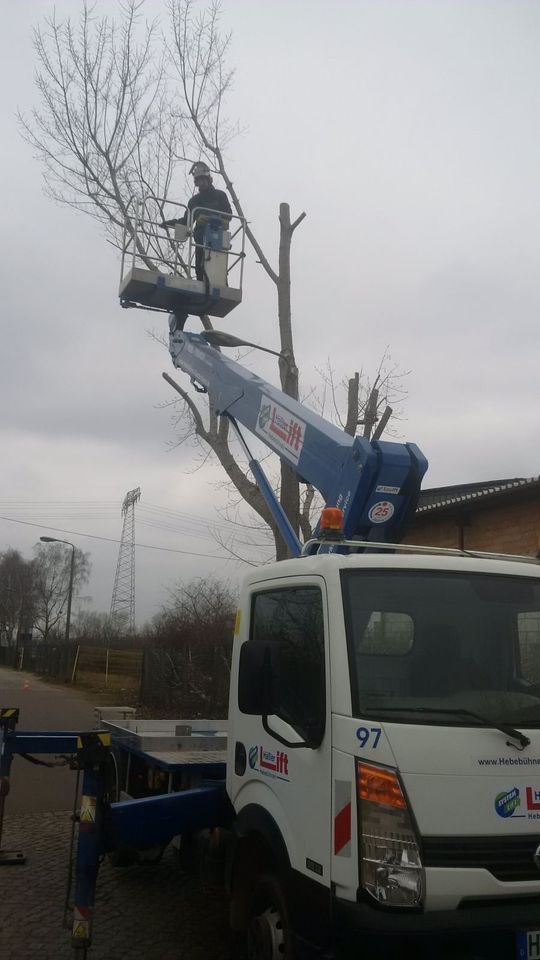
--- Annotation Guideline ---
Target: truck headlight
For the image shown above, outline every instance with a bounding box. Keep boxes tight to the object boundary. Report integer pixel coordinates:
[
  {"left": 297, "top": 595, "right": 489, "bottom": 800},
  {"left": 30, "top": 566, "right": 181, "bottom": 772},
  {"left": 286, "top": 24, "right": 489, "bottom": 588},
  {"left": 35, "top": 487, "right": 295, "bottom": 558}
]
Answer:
[{"left": 356, "top": 760, "right": 424, "bottom": 908}]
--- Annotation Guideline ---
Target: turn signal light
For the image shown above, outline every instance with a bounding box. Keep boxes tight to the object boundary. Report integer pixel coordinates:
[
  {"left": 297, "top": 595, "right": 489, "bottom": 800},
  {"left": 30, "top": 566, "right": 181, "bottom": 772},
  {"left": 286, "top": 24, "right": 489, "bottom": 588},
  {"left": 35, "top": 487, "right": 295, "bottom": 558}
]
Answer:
[
  {"left": 357, "top": 762, "right": 406, "bottom": 809},
  {"left": 320, "top": 507, "right": 344, "bottom": 531},
  {"left": 356, "top": 760, "right": 424, "bottom": 907}
]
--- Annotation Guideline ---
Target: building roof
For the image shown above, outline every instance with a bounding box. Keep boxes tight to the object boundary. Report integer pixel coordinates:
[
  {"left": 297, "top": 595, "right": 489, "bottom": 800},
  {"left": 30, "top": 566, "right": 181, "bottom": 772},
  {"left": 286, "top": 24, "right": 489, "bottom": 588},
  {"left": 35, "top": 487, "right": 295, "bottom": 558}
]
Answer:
[{"left": 416, "top": 476, "right": 540, "bottom": 515}]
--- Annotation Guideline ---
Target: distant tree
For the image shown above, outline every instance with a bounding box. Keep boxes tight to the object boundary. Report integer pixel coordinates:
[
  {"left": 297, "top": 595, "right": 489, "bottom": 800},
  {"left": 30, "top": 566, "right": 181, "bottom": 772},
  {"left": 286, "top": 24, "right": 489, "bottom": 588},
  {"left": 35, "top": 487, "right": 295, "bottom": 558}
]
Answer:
[
  {"left": 0, "top": 549, "right": 36, "bottom": 646},
  {"left": 146, "top": 577, "right": 236, "bottom": 713},
  {"left": 151, "top": 576, "right": 236, "bottom": 654},
  {"left": 32, "top": 543, "right": 91, "bottom": 642},
  {"left": 75, "top": 610, "right": 125, "bottom": 647}
]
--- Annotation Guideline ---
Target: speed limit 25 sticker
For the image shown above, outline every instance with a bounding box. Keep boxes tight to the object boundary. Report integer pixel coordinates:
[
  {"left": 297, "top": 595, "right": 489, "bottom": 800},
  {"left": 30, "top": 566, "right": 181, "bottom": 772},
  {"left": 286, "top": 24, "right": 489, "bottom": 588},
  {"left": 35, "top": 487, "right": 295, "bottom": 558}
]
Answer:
[{"left": 367, "top": 500, "right": 395, "bottom": 524}]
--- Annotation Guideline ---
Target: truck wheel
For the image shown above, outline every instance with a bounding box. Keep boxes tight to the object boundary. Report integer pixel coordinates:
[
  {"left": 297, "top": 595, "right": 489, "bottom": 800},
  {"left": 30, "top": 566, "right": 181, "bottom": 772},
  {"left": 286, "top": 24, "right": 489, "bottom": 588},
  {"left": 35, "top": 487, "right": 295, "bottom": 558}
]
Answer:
[{"left": 247, "top": 873, "right": 293, "bottom": 960}]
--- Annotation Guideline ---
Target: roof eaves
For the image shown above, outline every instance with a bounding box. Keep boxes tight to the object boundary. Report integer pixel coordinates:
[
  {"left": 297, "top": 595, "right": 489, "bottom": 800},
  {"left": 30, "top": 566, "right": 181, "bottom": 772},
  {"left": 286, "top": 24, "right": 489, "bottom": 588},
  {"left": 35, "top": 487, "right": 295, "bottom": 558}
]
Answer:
[{"left": 416, "top": 476, "right": 540, "bottom": 515}]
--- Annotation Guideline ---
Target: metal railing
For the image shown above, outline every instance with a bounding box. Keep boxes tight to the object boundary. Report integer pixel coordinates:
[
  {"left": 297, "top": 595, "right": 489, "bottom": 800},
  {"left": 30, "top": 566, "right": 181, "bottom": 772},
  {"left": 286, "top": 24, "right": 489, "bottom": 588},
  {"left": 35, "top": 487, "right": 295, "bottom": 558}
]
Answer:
[
  {"left": 301, "top": 537, "right": 540, "bottom": 564},
  {"left": 120, "top": 194, "right": 246, "bottom": 294}
]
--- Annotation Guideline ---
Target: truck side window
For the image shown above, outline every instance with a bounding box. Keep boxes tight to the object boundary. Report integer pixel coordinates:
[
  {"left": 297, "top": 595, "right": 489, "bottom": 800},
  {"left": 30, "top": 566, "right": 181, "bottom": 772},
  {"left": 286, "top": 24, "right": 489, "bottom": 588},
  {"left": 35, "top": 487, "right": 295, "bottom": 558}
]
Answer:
[{"left": 241, "top": 587, "right": 325, "bottom": 743}]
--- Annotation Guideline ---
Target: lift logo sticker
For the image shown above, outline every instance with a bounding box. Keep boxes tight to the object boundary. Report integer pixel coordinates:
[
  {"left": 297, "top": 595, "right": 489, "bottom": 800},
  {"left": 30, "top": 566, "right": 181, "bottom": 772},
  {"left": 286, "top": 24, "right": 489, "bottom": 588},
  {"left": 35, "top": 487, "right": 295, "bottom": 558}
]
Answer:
[
  {"left": 526, "top": 787, "right": 540, "bottom": 819},
  {"left": 494, "top": 787, "right": 523, "bottom": 818},
  {"left": 495, "top": 786, "right": 540, "bottom": 820},
  {"left": 248, "top": 745, "right": 290, "bottom": 781},
  {"left": 256, "top": 396, "right": 305, "bottom": 465}
]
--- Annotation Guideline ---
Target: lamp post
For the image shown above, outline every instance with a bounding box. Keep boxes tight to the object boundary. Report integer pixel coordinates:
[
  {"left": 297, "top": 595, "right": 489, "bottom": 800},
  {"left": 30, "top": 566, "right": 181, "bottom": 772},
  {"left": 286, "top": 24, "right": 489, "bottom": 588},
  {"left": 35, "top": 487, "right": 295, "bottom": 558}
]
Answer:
[
  {"left": 201, "top": 329, "right": 295, "bottom": 368},
  {"left": 39, "top": 537, "right": 76, "bottom": 644}
]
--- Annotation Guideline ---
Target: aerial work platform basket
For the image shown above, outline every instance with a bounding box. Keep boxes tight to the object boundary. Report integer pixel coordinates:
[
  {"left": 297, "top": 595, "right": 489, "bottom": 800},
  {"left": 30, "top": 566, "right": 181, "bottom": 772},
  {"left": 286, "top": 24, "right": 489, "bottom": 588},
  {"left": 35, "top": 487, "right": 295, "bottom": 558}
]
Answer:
[{"left": 119, "top": 197, "right": 246, "bottom": 320}]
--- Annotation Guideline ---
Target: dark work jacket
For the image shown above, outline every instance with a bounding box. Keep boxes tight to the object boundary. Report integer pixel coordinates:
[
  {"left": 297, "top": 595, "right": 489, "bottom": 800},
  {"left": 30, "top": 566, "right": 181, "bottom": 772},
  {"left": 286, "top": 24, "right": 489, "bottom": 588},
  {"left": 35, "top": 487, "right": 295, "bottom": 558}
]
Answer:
[{"left": 180, "top": 185, "right": 232, "bottom": 226}]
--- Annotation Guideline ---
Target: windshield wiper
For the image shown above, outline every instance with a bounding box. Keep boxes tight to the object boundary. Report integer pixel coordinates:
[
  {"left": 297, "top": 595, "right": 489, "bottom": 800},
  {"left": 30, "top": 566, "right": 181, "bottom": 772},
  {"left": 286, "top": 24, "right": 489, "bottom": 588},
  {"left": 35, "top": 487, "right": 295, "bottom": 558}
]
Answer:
[{"left": 367, "top": 705, "right": 531, "bottom": 750}]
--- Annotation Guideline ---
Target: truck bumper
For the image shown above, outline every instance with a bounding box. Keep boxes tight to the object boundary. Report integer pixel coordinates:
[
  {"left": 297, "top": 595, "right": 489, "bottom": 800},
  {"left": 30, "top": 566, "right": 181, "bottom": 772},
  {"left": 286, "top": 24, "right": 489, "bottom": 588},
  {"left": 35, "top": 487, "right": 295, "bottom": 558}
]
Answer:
[{"left": 332, "top": 895, "right": 540, "bottom": 959}]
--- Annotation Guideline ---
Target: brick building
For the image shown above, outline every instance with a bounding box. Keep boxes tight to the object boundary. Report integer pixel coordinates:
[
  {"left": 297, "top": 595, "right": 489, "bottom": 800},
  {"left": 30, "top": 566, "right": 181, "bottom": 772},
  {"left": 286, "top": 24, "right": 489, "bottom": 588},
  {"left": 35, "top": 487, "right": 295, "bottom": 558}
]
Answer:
[{"left": 405, "top": 476, "right": 540, "bottom": 556}]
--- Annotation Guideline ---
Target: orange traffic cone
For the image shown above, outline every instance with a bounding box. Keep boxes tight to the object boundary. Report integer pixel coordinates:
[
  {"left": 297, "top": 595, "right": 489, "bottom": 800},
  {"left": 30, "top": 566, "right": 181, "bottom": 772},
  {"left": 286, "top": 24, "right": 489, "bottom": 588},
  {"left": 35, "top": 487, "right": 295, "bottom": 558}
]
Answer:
[{"left": 21, "top": 679, "right": 30, "bottom": 692}]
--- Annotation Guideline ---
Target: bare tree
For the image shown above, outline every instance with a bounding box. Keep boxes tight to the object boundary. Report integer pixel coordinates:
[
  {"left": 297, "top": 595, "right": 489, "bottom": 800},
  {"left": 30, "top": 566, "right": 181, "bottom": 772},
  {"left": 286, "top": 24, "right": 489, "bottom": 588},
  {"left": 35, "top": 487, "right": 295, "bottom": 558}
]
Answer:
[
  {"left": 0, "top": 549, "right": 36, "bottom": 646},
  {"left": 19, "top": 0, "right": 182, "bottom": 269},
  {"left": 23, "top": 0, "right": 403, "bottom": 561},
  {"left": 316, "top": 348, "right": 409, "bottom": 440},
  {"left": 164, "top": 0, "right": 311, "bottom": 556},
  {"left": 145, "top": 577, "right": 236, "bottom": 714},
  {"left": 32, "top": 543, "right": 91, "bottom": 642},
  {"left": 75, "top": 610, "right": 126, "bottom": 647}
]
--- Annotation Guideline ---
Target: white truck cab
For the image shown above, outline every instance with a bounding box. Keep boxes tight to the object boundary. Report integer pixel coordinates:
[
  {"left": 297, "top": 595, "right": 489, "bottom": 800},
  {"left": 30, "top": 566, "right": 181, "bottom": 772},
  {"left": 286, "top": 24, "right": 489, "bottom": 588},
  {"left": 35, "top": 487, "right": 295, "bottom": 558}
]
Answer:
[{"left": 227, "top": 550, "right": 540, "bottom": 959}]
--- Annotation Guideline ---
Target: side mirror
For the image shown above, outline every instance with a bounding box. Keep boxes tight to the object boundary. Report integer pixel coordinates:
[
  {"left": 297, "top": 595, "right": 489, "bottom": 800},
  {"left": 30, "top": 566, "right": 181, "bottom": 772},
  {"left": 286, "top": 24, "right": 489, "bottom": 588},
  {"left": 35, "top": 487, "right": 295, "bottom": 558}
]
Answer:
[{"left": 238, "top": 642, "right": 269, "bottom": 714}]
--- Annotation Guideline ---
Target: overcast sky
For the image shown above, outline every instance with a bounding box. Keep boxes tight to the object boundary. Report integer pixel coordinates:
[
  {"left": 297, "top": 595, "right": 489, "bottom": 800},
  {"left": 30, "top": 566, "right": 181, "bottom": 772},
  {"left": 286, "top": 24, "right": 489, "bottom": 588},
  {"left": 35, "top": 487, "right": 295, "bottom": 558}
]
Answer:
[{"left": 1, "top": 0, "right": 539, "bottom": 623}]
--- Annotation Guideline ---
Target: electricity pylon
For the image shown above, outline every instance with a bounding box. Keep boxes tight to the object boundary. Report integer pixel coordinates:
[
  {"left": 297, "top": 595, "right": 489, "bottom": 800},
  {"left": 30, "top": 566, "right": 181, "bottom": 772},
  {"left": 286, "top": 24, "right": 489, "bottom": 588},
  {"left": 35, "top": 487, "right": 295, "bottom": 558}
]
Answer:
[{"left": 110, "top": 487, "right": 141, "bottom": 634}]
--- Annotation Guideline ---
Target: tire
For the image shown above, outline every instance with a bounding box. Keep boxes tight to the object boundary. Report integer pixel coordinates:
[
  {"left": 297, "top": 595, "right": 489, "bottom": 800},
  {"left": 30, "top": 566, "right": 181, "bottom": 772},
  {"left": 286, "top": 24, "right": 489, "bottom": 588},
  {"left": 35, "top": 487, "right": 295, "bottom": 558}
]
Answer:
[{"left": 246, "top": 872, "right": 294, "bottom": 960}]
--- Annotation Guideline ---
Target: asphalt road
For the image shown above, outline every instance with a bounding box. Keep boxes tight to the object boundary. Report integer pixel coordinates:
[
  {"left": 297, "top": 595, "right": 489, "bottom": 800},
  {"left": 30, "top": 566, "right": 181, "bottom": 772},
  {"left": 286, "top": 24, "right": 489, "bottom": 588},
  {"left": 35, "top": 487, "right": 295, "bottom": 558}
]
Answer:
[
  {"left": 0, "top": 667, "right": 233, "bottom": 960},
  {"left": 0, "top": 666, "right": 96, "bottom": 812}
]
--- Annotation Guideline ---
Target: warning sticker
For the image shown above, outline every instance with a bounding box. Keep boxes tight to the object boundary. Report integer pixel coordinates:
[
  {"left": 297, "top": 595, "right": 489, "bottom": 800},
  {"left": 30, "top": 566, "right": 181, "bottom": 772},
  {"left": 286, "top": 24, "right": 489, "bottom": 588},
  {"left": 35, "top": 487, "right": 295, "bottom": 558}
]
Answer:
[
  {"left": 72, "top": 920, "right": 90, "bottom": 940},
  {"left": 368, "top": 500, "right": 395, "bottom": 524},
  {"left": 80, "top": 795, "right": 96, "bottom": 823}
]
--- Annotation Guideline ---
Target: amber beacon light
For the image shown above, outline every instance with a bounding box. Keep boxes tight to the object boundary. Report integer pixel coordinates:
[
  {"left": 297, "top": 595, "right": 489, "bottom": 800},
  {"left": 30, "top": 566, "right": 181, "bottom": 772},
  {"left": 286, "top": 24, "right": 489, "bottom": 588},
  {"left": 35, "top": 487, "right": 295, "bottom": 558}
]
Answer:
[{"left": 319, "top": 507, "right": 344, "bottom": 533}]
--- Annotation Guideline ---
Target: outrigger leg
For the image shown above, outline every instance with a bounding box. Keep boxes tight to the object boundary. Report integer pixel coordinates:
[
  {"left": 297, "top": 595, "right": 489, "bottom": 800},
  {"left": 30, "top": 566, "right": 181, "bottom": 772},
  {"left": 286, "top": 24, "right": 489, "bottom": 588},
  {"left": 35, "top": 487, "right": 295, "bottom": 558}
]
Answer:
[
  {"left": 71, "top": 732, "right": 111, "bottom": 953},
  {"left": 0, "top": 708, "right": 25, "bottom": 865}
]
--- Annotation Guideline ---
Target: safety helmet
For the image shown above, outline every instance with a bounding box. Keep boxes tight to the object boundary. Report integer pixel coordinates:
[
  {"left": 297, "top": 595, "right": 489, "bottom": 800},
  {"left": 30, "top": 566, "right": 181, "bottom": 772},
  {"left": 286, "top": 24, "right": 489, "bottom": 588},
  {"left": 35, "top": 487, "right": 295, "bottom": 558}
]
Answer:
[{"left": 189, "top": 161, "right": 212, "bottom": 182}]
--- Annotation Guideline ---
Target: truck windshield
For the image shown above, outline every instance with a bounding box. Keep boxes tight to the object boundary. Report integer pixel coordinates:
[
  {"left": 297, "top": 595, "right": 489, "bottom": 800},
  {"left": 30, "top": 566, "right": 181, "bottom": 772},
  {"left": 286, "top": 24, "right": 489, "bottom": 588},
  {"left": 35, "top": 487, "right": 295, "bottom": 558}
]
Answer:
[{"left": 341, "top": 570, "right": 540, "bottom": 726}]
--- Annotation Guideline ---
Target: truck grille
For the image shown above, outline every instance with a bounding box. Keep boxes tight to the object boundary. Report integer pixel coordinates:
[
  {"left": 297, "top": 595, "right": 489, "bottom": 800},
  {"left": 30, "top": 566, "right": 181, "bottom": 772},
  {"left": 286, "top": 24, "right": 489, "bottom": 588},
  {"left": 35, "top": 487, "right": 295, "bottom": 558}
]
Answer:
[{"left": 422, "top": 836, "right": 540, "bottom": 882}]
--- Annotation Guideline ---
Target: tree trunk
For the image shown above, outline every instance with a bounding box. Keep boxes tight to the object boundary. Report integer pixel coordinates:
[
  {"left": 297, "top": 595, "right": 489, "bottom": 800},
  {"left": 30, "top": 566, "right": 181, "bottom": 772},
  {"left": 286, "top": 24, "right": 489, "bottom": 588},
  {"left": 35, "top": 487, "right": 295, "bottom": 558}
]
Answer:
[
  {"left": 275, "top": 203, "right": 301, "bottom": 559},
  {"left": 345, "top": 373, "right": 360, "bottom": 437}
]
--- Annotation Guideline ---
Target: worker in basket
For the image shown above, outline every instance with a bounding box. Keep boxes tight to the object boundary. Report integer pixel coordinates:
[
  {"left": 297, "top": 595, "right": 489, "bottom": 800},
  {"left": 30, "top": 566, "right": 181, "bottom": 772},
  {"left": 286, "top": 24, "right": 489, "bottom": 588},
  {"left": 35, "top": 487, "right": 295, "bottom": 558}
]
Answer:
[{"left": 160, "top": 161, "right": 232, "bottom": 281}]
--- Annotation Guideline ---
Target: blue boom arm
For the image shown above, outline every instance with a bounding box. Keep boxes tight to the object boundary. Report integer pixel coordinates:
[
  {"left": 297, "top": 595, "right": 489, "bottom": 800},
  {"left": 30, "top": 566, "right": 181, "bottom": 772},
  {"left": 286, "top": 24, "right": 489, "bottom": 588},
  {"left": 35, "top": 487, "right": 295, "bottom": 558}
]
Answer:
[{"left": 169, "top": 328, "right": 427, "bottom": 553}]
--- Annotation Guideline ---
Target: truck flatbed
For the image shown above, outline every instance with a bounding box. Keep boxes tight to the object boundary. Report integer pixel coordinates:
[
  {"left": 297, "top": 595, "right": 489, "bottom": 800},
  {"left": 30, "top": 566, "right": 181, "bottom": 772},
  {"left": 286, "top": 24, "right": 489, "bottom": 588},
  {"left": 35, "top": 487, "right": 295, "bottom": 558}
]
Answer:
[{"left": 100, "top": 715, "right": 228, "bottom": 773}]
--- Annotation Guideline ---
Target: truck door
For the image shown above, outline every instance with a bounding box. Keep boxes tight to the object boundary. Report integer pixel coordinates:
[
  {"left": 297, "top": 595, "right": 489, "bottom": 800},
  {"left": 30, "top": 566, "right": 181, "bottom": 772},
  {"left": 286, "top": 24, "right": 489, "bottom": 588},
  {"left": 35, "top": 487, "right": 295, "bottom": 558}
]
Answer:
[{"left": 231, "top": 576, "right": 332, "bottom": 889}]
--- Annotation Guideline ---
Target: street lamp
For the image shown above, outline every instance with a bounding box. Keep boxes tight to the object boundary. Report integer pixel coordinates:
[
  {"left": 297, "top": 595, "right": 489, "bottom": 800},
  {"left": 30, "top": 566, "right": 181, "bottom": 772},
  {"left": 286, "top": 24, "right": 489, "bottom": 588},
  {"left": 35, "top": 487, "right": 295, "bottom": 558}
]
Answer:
[
  {"left": 39, "top": 537, "right": 76, "bottom": 644},
  {"left": 201, "top": 329, "right": 294, "bottom": 367}
]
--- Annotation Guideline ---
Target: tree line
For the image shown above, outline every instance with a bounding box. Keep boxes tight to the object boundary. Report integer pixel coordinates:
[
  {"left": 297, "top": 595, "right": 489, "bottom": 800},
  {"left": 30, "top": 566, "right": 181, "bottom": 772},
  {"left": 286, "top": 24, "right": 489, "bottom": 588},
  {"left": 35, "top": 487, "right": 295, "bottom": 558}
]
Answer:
[
  {"left": 0, "top": 543, "right": 90, "bottom": 646},
  {"left": 1, "top": 541, "right": 235, "bottom": 661}
]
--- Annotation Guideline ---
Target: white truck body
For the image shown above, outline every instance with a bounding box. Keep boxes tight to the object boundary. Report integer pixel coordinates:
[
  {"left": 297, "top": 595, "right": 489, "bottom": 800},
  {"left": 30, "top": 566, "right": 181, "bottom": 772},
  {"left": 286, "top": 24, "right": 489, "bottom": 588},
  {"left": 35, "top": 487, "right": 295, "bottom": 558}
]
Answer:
[{"left": 226, "top": 551, "right": 540, "bottom": 957}]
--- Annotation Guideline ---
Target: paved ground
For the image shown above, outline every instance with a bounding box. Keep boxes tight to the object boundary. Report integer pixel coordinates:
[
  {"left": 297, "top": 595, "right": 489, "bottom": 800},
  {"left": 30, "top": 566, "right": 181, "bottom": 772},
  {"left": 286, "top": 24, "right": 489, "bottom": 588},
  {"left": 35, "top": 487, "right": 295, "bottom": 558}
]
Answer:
[
  {"left": 0, "top": 667, "right": 234, "bottom": 960},
  {"left": 0, "top": 666, "right": 96, "bottom": 812}
]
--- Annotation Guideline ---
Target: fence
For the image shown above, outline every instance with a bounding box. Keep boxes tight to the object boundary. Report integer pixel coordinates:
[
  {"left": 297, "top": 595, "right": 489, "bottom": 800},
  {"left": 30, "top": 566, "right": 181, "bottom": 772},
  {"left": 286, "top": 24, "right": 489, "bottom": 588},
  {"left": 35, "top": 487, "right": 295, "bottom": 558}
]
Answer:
[
  {"left": 0, "top": 641, "right": 142, "bottom": 691},
  {"left": 0, "top": 641, "right": 230, "bottom": 715},
  {"left": 73, "top": 645, "right": 143, "bottom": 692},
  {"left": 0, "top": 646, "right": 18, "bottom": 669},
  {"left": 0, "top": 641, "right": 76, "bottom": 681}
]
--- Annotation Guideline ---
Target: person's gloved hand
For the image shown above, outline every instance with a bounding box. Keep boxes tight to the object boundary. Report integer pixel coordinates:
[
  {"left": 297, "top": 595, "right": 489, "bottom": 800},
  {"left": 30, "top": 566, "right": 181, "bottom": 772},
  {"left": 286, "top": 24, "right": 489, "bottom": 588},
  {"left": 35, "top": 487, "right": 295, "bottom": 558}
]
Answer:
[{"left": 196, "top": 214, "right": 208, "bottom": 225}]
